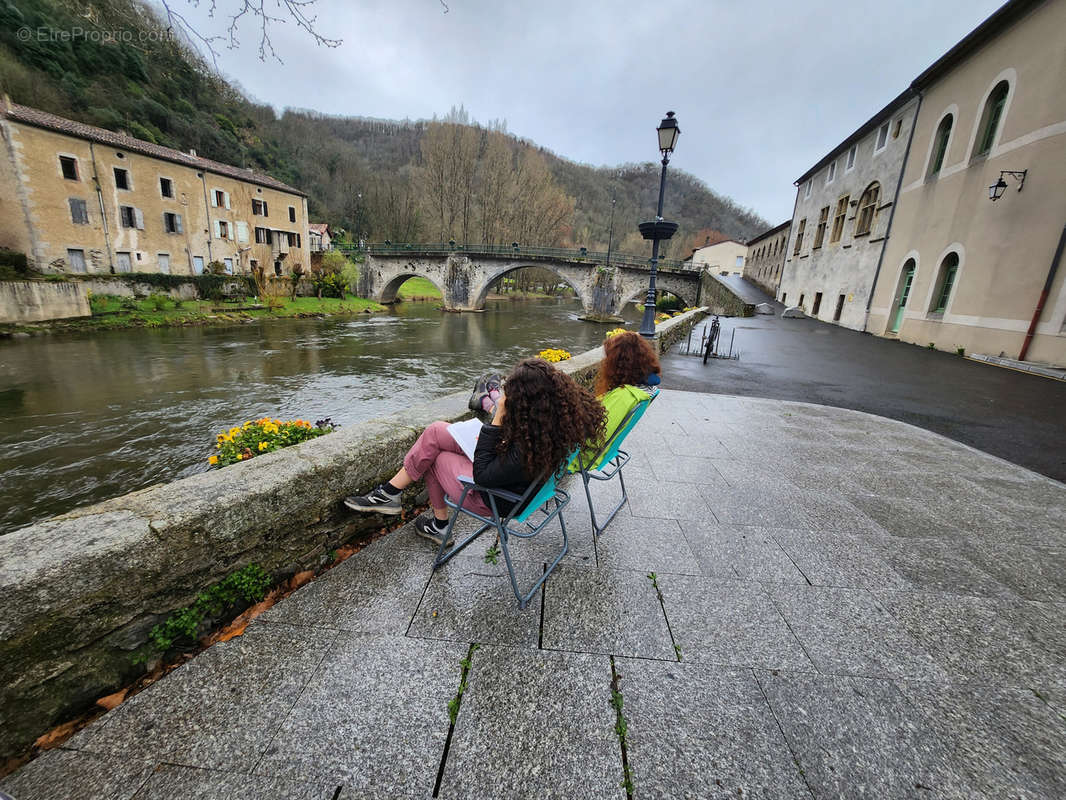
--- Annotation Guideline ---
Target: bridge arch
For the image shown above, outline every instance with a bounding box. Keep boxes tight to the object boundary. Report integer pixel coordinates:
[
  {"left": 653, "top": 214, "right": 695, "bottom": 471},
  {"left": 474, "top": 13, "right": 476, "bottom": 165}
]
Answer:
[
  {"left": 619, "top": 284, "right": 695, "bottom": 312},
  {"left": 471, "top": 262, "right": 594, "bottom": 316},
  {"left": 378, "top": 272, "right": 447, "bottom": 304}
]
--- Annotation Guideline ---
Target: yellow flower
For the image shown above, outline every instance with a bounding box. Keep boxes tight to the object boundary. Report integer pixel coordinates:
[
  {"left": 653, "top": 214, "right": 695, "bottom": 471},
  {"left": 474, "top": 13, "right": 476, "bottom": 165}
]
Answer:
[
  {"left": 208, "top": 455, "right": 218, "bottom": 465},
  {"left": 258, "top": 441, "right": 269, "bottom": 451}
]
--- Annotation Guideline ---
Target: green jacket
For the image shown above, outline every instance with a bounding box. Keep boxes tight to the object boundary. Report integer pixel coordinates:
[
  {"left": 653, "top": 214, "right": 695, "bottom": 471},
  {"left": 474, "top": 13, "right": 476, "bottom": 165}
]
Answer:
[{"left": 572, "top": 384, "right": 651, "bottom": 470}]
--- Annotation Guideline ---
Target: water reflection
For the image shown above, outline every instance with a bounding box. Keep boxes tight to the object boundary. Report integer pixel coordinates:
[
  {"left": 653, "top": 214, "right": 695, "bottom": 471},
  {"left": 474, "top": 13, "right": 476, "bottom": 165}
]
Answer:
[{"left": 0, "top": 299, "right": 638, "bottom": 534}]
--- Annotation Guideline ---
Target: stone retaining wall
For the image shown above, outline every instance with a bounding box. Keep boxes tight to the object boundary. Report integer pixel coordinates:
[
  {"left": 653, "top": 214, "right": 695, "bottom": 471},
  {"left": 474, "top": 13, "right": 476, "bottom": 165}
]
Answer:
[
  {"left": 699, "top": 271, "right": 754, "bottom": 317},
  {"left": 0, "top": 308, "right": 705, "bottom": 759},
  {"left": 0, "top": 280, "right": 90, "bottom": 323}
]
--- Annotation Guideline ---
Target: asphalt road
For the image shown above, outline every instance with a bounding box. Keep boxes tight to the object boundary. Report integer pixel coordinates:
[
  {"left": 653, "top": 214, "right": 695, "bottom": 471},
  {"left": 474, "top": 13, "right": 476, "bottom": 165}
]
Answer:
[{"left": 663, "top": 287, "right": 1066, "bottom": 483}]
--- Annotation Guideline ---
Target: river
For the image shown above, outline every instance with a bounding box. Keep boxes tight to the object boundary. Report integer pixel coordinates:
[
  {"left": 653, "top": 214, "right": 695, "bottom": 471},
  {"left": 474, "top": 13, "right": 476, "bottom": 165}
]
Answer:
[{"left": 0, "top": 298, "right": 640, "bottom": 535}]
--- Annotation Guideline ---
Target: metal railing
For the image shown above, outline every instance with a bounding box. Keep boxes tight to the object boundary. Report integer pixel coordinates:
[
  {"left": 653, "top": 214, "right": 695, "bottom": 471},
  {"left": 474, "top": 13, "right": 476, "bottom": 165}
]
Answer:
[{"left": 340, "top": 242, "right": 701, "bottom": 273}]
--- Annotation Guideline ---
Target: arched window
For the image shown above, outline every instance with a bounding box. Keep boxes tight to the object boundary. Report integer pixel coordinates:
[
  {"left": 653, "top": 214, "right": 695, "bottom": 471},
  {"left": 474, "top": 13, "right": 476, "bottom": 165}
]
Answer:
[
  {"left": 931, "top": 252, "right": 960, "bottom": 313},
  {"left": 975, "top": 81, "right": 1009, "bottom": 159},
  {"left": 927, "top": 114, "right": 953, "bottom": 178},
  {"left": 855, "top": 183, "right": 880, "bottom": 236}
]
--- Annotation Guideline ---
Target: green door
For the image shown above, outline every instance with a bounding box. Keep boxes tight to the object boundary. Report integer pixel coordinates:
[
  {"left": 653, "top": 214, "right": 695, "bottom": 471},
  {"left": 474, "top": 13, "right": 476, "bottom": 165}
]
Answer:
[{"left": 891, "top": 265, "right": 915, "bottom": 333}]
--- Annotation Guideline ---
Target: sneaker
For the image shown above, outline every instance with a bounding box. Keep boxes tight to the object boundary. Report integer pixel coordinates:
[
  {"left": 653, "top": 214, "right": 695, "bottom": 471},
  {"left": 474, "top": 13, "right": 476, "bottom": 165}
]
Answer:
[
  {"left": 344, "top": 485, "right": 401, "bottom": 515},
  {"left": 468, "top": 373, "right": 502, "bottom": 412},
  {"left": 414, "top": 514, "right": 454, "bottom": 547}
]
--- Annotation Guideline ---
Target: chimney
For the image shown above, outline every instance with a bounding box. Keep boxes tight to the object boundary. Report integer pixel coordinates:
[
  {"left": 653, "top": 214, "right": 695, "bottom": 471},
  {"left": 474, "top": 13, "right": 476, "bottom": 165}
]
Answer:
[
  {"left": 189, "top": 149, "right": 197, "bottom": 157},
  {"left": 704, "top": 236, "right": 710, "bottom": 246}
]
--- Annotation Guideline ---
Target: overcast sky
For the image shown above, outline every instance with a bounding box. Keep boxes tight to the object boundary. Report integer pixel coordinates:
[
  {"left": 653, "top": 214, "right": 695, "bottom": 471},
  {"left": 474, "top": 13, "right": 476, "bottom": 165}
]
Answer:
[{"left": 171, "top": 0, "right": 1006, "bottom": 224}]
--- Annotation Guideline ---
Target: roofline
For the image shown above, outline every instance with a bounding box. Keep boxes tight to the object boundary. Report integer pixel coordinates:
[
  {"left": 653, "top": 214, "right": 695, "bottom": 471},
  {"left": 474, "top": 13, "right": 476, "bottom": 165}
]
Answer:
[
  {"left": 911, "top": 0, "right": 1044, "bottom": 90},
  {"left": 1, "top": 100, "right": 307, "bottom": 197},
  {"left": 746, "top": 220, "right": 792, "bottom": 244}
]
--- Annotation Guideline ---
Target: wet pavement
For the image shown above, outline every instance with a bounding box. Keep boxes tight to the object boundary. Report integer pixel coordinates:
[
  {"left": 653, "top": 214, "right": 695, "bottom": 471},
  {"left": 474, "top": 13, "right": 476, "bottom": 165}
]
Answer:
[
  {"left": 4, "top": 389, "right": 1065, "bottom": 800},
  {"left": 664, "top": 283, "right": 1066, "bottom": 482}
]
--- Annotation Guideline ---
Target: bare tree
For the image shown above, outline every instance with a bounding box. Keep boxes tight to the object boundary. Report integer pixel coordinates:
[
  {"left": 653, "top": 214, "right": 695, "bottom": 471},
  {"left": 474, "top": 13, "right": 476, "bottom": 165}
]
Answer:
[{"left": 159, "top": 0, "right": 342, "bottom": 66}]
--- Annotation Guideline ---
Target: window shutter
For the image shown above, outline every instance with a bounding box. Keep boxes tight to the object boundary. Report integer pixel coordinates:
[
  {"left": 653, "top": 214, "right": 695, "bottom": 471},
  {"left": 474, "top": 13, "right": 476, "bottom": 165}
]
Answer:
[
  {"left": 236, "top": 221, "right": 248, "bottom": 243},
  {"left": 214, "top": 220, "right": 221, "bottom": 238},
  {"left": 175, "top": 214, "right": 184, "bottom": 234},
  {"left": 263, "top": 201, "right": 268, "bottom": 217},
  {"left": 134, "top": 208, "right": 145, "bottom": 229},
  {"left": 224, "top": 192, "right": 231, "bottom": 210},
  {"left": 210, "top": 190, "right": 218, "bottom": 207}
]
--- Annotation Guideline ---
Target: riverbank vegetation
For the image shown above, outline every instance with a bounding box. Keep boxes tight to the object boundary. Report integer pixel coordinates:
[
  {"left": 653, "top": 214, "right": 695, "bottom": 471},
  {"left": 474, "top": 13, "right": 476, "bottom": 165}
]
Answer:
[
  {"left": 210, "top": 418, "right": 337, "bottom": 468},
  {"left": 396, "top": 277, "right": 442, "bottom": 300}
]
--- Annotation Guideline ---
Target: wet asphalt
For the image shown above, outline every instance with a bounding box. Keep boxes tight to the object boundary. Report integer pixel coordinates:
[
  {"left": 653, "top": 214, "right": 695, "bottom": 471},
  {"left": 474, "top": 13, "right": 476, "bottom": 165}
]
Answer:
[{"left": 662, "top": 282, "right": 1066, "bottom": 483}]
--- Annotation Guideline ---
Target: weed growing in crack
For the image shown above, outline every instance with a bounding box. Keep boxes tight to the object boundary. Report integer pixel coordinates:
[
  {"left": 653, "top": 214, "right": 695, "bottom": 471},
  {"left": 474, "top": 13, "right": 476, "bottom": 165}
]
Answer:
[
  {"left": 674, "top": 643, "right": 683, "bottom": 661},
  {"left": 484, "top": 542, "right": 500, "bottom": 565},
  {"left": 448, "top": 644, "right": 480, "bottom": 724}
]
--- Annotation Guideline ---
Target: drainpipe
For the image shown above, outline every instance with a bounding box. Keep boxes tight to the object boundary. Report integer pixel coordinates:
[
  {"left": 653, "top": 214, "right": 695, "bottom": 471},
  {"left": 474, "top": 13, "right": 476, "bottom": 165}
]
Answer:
[
  {"left": 782, "top": 182, "right": 802, "bottom": 302},
  {"left": 1018, "top": 222, "right": 1066, "bottom": 362},
  {"left": 198, "top": 170, "right": 214, "bottom": 263},
  {"left": 864, "top": 87, "right": 922, "bottom": 332},
  {"left": 88, "top": 141, "right": 115, "bottom": 274}
]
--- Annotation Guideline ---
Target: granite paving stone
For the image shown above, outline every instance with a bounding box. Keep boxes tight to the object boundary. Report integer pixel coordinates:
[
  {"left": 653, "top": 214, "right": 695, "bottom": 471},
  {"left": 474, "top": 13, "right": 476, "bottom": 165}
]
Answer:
[
  {"left": 766, "top": 584, "right": 946, "bottom": 680},
  {"left": 255, "top": 632, "right": 464, "bottom": 798},
  {"left": 771, "top": 529, "right": 909, "bottom": 590},
  {"left": 437, "top": 646, "right": 623, "bottom": 799},
  {"left": 644, "top": 452, "right": 733, "bottom": 486},
  {"left": 758, "top": 671, "right": 982, "bottom": 799},
  {"left": 593, "top": 514, "right": 703, "bottom": 575},
  {"left": 894, "top": 681, "right": 1066, "bottom": 800},
  {"left": 131, "top": 764, "right": 336, "bottom": 800},
  {"left": 679, "top": 520, "right": 808, "bottom": 583},
  {"left": 844, "top": 492, "right": 964, "bottom": 539},
  {"left": 657, "top": 428, "right": 738, "bottom": 459},
  {"left": 69, "top": 623, "right": 333, "bottom": 770},
  {"left": 699, "top": 485, "right": 809, "bottom": 528},
  {"left": 874, "top": 589, "right": 1066, "bottom": 686},
  {"left": 540, "top": 565, "right": 676, "bottom": 660},
  {"left": 0, "top": 749, "right": 155, "bottom": 800},
  {"left": 407, "top": 558, "right": 543, "bottom": 646},
  {"left": 657, "top": 574, "right": 813, "bottom": 671},
  {"left": 864, "top": 537, "right": 1015, "bottom": 598},
  {"left": 617, "top": 659, "right": 812, "bottom": 799},
  {"left": 622, "top": 475, "right": 720, "bottom": 522}
]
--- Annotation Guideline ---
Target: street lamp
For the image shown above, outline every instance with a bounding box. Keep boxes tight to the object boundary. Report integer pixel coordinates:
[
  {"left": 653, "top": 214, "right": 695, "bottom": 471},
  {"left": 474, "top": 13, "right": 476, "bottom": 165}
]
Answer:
[
  {"left": 638, "top": 112, "right": 681, "bottom": 338},
  {"left": 989, "top": 169, "right": 1027, "bottom": 201}
]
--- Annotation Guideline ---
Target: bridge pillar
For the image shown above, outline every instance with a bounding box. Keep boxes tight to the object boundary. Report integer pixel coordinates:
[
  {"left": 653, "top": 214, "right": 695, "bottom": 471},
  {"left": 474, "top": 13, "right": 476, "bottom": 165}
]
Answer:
[{"left": 579, "top": 266, "right": 625, "bottom": 323}]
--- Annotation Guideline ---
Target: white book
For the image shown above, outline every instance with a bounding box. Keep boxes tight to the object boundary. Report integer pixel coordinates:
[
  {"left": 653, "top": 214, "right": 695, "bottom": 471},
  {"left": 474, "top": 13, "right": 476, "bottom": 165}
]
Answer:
[{"left": 446, "top": 418, "right": 483, "bottom": 461}]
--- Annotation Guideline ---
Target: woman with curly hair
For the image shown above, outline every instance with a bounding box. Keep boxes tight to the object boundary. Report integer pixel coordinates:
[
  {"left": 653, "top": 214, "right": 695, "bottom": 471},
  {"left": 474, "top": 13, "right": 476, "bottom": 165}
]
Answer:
[{"left": 346, "top": 358, "right": 606, "bottom": 545}]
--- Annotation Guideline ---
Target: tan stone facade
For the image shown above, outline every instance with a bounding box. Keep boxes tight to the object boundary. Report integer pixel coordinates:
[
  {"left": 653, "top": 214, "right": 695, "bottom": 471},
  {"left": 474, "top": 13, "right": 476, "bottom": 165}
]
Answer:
[
  {"left": 0, "top": 102, "right": 309, "bottom": 277},
  {"left": 691, "top": 240, "right": 748, "bottom": 276},
  {"left": 867, "top": 0, "right": 1066, "bottom": 365},
  {"left": 744, "top": 221, "right": 790, "bottom": 296}
]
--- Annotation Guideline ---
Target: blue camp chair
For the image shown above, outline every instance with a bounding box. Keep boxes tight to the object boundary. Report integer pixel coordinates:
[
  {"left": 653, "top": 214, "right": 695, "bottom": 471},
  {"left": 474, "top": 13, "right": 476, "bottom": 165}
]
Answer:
[
  {"left": 433, "top": 454, "right": 576, "bottom": 609},
  {"left": 571, "top": 389, "right": 659, "bottom": 537}
]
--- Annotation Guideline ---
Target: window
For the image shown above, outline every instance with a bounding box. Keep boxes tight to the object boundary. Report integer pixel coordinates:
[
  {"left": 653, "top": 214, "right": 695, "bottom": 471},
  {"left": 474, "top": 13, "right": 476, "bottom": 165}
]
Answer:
[
  {"left": 830, "top": 195, "right": 849, "bottom": 243},
  {"left": 158, "top": 253, "right": 170, "bottom": 274},
  {"left": 793, "top": 219, "right": 805, "bottom": 255},
  {"left": 255, "top": 227, "right": 272, "bottom": 245},
  {"left": 735, "top": 256, "right": 744, "bottom": 268},
  {"left": 114, "top": 168, "right": 130, "bottom": 190},
  {"left": 799, "top": 293, "right": 805, "bottom": 308},
  {"left": 812, "top": 292, "right": 823, "bottom": 316},
  {"left": 804, "top": 182, "right": 812, "bottom": 199},
  {"left": 216, "top": 220, "right": 229, "bottom": 239},
  {"left": 212, "top": 189, "right": 231, "bottom": 209},
  {"left": 252, "top": 199, "right": 268, "bottom": 216},
  {"left": 160, "top": 177, "right": 173, "bottom": 198},
  {"left": 274, "top": 260, "right": 282, "bottom": 276},
  {"left": 781, "top": 292, "right": 787, "bottom": 304},
  {"left": 67, "top": 248, "right": 86, "bottom": 273},
  {"left": 119, "top": 206, "right": 144, "bottom": 229},
  {"left": 163, "top": 212, "right": 183, "bottom": 234},
  {"left": 59, "top": 156, "right": 79, "bottom": 181},
  {"left": 288, "top": 206, "right": 296, "bottom": 223},
  {"left": 834, "top": 294, "right": 845, "bottom": 322},
  {"left": 932, "top": 253, "right": 960, "bottom": 313},
  {"left": 115, "top": 252, "right": 132, "bottom": 273},
  {"left": 236, "top": 221, "right": 249, "bottom": 244},
  {"left": 892, "top": 118, "right": 903, "bottom": 139},
  {"left": 223, "top": 258, "right": 234, "bottom": 274},
  {"left": 825, "top": 161, "right": 837, "bottom": 184},
  {"left": 875, "top": 122, "right": 889, "bottom": 152},
  {"left": 855, "top": 183, "right": 880, "bottom": 236},
  {"left": 193, "top": 256, "right": 205, "bottom": 275},
  {"left": 928, "top": 115, "right": 953, "bottom": 178},
  {"left": 69, "top": 198, "right": 88, "bottom": 224},
  {"left": 287, "top": 232, "right": 302, "bottom": 248},
  {"left": 845, "top": 145, "right": 857, "bottom": 171},
  {"left": 813, "top": 206, "right": 830, "bottom": 248},
  {"left": 975, "top": 81, "right": 1009, "bottom": 158}
]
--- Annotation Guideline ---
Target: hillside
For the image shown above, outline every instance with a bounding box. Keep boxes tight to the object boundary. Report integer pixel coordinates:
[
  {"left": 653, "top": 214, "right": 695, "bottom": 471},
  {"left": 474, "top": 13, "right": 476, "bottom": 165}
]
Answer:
[{"left": 0, "top": 0, "right": 768, "bottom": 254}]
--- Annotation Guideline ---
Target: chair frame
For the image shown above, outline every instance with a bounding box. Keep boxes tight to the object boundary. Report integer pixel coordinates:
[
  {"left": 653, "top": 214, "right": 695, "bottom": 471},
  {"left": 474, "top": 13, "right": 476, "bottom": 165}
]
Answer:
[
  {"left": 571, "top": 389, "right": 659, "bottom": 538},
  {"left": 433, "top": 468, "right": 572, "bottom": 610}
]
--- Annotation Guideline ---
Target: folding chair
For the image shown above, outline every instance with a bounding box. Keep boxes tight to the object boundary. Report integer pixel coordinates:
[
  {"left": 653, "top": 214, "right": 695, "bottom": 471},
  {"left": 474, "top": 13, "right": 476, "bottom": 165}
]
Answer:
[
  {"left": 571, "top": 389, "right": 659, "bottom": 538},
  {"left": 432, "top": 454, "right": 576, "bottom": 610}
]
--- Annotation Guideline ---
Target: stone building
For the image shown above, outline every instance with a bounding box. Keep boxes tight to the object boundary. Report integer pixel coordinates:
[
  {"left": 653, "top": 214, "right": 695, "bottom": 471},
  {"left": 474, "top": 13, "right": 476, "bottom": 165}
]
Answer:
[
  {"left": 308, "top": 223, "right": 333, "bottom": 252},
  {"left": 743, "top": 221, "right": 790, "bottom": 296},
  {"left": 866, "top": 0, "right": 1066, "bottom": 365},
  {"left": 689, "top": 239, "right": 748, "bottom": 276},
  {"left": 780, "top": 92, "right": 919, "bottom": 329},
  {"left": 0, "top": 100, "right": 310, "bottom": 277}
]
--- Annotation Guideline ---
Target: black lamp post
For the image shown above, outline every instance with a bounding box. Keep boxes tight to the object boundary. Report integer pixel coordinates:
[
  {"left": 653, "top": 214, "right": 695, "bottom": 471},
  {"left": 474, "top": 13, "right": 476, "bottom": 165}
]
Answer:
[{"left": 638, "top": 112, "right": 681, "bottom": 338}]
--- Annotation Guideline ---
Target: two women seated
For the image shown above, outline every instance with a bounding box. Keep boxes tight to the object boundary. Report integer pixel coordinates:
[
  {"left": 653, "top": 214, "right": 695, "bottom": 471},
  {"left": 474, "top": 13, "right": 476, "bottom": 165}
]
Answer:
[{"left": 345, "top": 331, "right": 661, "bottom": 545}]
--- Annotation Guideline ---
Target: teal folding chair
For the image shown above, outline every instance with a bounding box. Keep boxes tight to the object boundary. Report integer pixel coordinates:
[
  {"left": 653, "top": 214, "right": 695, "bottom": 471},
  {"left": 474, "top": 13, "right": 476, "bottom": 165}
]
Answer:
[
  {"left": 433, "top": 452, "right": 577, "bottom": 609},
  {"left": 571, "top": 389, "right": 659, "bottom": 538}
]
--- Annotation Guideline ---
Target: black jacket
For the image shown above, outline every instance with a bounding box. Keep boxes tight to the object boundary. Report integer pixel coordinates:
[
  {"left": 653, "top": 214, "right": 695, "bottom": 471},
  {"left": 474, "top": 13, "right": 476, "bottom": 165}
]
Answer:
[{"left": 472, "top": 423, "right": 535, "bottom": 516}]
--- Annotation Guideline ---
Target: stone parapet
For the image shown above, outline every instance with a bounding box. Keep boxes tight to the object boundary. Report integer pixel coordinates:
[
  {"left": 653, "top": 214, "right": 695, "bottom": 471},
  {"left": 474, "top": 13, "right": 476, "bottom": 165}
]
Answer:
[{"left": 0, "top": 280, "right": 90, "bottom": 323}]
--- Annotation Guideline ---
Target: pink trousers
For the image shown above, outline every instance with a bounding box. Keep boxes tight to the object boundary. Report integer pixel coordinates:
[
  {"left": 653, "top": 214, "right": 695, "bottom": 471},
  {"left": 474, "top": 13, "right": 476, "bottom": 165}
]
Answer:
[{"left": 403, "top": 421, "right": 492, "bottom": 516}]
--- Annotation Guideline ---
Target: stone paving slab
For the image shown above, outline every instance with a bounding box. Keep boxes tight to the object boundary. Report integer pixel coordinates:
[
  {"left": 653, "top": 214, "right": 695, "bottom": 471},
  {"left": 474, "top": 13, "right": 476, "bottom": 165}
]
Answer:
[
  {"left": 132, "top": 764, "right": 336, "bottom": 800},
  {"left": 618, "top": 659, "right": 811, "bottom": 799},
  {"left": 757, "top": 671, "right": 981, "bottom": 799},
  {"left": 771, "top": 528, "right": 909, "bottom": 589},
  {"left": 254, "top": 632, "right": 463, "bottom": 798},
  {"left": 0, "top": 749, "right": 155, "bottom": 800},
  {"left": 680, "top": 521, "right": 809, "bottom": 583},
  {"left": 437, "top": 645, "right": 623, "bottom": 799},
  {"left": 593, "top": 514, "right": 703, "bottom": 575}
]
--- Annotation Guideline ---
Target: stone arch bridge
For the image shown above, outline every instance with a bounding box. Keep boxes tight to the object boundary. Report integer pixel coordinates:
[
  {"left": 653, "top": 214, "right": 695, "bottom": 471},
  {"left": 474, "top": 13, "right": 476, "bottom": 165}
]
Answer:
[{"left": 355, "top": 245, "right": 704, "bottom": 321}]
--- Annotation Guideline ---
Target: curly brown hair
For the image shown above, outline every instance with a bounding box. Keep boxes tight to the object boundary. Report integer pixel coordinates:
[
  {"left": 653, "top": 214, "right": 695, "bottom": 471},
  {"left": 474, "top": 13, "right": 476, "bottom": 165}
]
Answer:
[
  {"left": 594, "top": 331, "right": 661, "bottom": 396},
  {"left": 498, "top": 358, "right": 606, "bottom": 479}
]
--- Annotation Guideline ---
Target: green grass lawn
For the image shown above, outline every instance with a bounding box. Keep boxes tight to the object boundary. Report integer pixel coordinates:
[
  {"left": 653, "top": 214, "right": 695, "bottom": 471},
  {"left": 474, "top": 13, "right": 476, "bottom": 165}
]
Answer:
[{"left": 396, "top": 277, "right": 442, "bottom": 299}]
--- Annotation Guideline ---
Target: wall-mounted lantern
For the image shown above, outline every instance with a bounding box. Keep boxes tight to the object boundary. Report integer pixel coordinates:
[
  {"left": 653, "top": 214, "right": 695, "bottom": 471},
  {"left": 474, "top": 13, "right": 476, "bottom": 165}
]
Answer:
[{"left": 989, "top": 170, "right": 1027, "bottom": 201}]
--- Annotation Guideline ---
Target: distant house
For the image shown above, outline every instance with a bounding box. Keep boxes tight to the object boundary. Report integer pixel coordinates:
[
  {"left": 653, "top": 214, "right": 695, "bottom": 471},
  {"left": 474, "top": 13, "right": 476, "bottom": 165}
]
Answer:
[
  {"left": 308, "top": 223, "right": 332, "bottom": 252},
  {"left": 690, "top": 239, "right": 747, "bottom": 276},
  {"left": 744, "top": 221, "right": 790, "bottom": 296}
]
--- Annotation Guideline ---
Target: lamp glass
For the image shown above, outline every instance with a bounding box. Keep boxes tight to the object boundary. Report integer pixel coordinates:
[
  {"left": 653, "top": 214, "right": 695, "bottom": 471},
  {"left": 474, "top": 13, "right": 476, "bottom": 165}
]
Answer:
[
  {"left": 989, "top": 178, "right": 1007, "bottom": 201},
  {"left": 657, "top": 114, "right": 680, "bottom": 153}
]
